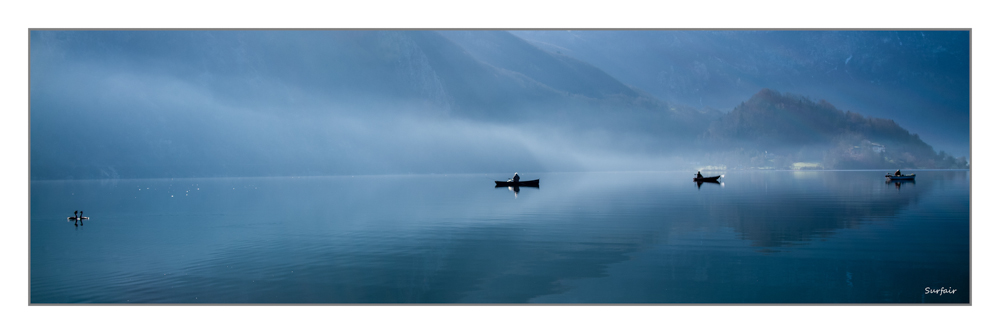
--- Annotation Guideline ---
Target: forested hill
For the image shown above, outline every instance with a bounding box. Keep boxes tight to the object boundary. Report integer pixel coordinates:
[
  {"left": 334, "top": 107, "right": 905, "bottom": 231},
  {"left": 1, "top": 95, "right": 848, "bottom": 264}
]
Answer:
[{"left": 703, "top": 89, "right": 968, "bottom": 170}]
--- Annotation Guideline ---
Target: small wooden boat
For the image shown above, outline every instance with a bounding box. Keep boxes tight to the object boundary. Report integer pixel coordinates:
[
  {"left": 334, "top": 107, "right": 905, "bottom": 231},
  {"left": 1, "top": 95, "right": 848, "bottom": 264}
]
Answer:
[
  {"left": 494, "top": 179, "right": 539, "bottom": 186},
  {"left": 693, "top": 176, "right": 721, "bottom": 182},
  {"left": 885, "top": 174, "right": 916, "bottom": 180},
  {"left": 67, "top": 217, "right": 90, "bottom": 220}
]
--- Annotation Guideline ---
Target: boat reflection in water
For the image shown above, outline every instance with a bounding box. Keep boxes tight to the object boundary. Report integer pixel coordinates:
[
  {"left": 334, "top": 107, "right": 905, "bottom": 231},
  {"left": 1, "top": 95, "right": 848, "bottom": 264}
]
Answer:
[
  {"left": 696, "top": 180, "right": 723, "bottom": 189},
  {"left": 495, "top": 184, "right": 539, "bottom": 198},
  {"left": 887, "top": 178, "right": 916, "bottom": 190},
  {"left": 693, "top": 173, "right": 723, "bottom": 190}
]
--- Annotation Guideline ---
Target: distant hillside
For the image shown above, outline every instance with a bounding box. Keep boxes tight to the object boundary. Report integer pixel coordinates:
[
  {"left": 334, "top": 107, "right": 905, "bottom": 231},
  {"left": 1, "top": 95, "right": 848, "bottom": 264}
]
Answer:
[
  {"left": 702, "top": 89, "right": 968, "bottom": 170},
  {"left": 439, "top": 31, "right": 644, "bottom": 101},
  {"left": 438, "top": 30, "right": 716, "bottom": 139},
  {"left": 511, "top": 30, "right": 970, "bottom": 158},
  {"left": 30, "top": 31, "right": 966, "bottom": 180},
  {"left": 30, "top": 30, "right": 715, "bottom": 180}
]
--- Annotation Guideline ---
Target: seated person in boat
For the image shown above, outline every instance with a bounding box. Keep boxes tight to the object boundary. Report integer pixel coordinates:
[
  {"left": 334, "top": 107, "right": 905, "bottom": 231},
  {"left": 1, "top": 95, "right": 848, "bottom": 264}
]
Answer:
[
  {"left": 696, "top": 171, "right": 703, "bottom": 178},
  {"left": 512, "top": 172, "right": 520, "bottom": 182},
  {"left": 894, "top": 170, "right": 902, "bottom": 176}
]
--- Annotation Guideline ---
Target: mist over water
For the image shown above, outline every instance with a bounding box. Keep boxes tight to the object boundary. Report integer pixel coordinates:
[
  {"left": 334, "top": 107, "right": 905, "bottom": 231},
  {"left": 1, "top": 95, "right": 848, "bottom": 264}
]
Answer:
[
  {"left": 31, "top": 30, "right": 969, "bottom": 180},
  {"left": 29, "top": 30, "right": 970, "bottom": 304},
  {"left": 30, "top": 35, "right": 692, "bottom": 178}
]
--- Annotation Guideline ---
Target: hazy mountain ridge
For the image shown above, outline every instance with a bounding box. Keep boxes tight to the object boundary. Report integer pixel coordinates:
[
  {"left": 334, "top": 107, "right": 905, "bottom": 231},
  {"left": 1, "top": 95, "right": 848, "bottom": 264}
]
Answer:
[
  {"left": 438, "top": 31, "right": 643, "bottom": 101},
  {"left": 510, "top": 30, "right": 970, "bottom": 157},
  {"left": 31, "top": 30, "right": 711, "bottom": 180},
  {"left": 29, "top": 31, "right": 967, "bottom": 180},
  {"left": 702, "top": 89, "right": 967, "bottom": 170}
]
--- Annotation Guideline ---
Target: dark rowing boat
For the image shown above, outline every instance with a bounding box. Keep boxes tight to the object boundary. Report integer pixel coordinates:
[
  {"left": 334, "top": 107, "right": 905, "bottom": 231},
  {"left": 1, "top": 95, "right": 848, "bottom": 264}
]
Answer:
[
  {"left": 885, "top": 174, "right": 915, "bottom": 180},
  {"left": 693, "top": 176, "right": 721, "bottom": 182},
  {"left": 494, "top": 179, "right": 539, "bottom": 186}
]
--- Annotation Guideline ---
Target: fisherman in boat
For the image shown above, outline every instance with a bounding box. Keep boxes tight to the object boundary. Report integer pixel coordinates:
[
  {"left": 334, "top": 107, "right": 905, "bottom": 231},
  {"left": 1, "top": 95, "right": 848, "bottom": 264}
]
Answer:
[
  {"left": 696, "top": 171, "right": 703, "bottom": 179},
  {"left": 512, "top": 172, "right": 520, "bottom": 183},
  {"left": 74, "top": 210, "right": 78, "bottom": 219},
  {"left": 894, "top": 170, "right": 902, "bottom": 176}
]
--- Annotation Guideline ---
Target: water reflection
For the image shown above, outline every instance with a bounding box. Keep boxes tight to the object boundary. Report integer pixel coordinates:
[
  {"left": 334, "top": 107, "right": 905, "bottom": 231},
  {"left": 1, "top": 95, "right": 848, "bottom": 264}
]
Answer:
[
  {"left": 887, "top": 179, "right": 916, "bottom": 191},
  {"left": 695, "top": 180, "right": 722, "bottom": 189},
  {"left": 714, "top": 172, "right": 928, "bottom": 248},
  {"left": 30, "top": 172, "right": 967, "bottom": 303},
  {"left": 495, "top": 184, "right": 539, "bottom": 198}
]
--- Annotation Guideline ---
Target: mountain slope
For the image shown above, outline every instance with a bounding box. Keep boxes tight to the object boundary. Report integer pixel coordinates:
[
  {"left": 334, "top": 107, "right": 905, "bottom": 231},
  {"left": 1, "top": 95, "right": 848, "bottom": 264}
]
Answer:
[
  {"left": 439, "top": 30, "right": 643, "bottom": 100},
  {"left": 510, "top": 30, "right": 970, "bottom": 157},
  {"left": 30, "top": 31, "right": 964, "bottom": 180},
  {"left": 703, "top": 89, "right": 967, "bottom": 169},
  {"left": 30, "top": 30, "right": 714, "bottom": 180}
]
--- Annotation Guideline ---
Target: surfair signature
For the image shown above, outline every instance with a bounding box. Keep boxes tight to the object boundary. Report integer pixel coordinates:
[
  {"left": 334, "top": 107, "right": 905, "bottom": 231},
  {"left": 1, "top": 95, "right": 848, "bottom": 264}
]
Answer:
[{"left": 925, "top": 287, "right": 958, "bottom": 296}]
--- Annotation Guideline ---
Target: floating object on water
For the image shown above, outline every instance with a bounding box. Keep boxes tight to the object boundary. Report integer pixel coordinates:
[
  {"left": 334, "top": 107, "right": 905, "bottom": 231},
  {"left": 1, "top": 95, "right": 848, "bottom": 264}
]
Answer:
[
  {"left": 494, "top": 179, "right": 539, "bottom": 186},
  {"left": 694, "top": 175, "right": 722, "bottom": 182},
  {"left": 885, "top": 174, "right": 916, "bottom": 180}
]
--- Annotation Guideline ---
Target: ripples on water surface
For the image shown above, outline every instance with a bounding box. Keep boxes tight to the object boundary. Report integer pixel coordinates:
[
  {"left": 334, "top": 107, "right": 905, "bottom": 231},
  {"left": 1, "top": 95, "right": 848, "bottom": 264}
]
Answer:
[{"left": 30, "top": 171, "right": 969, "bottom": 303}]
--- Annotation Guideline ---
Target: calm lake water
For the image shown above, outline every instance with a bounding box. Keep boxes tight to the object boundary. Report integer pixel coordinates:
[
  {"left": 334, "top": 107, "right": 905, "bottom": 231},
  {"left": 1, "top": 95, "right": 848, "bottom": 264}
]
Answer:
[{"left": 30, "top": 171, "right": 970, "bottom": 303}]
